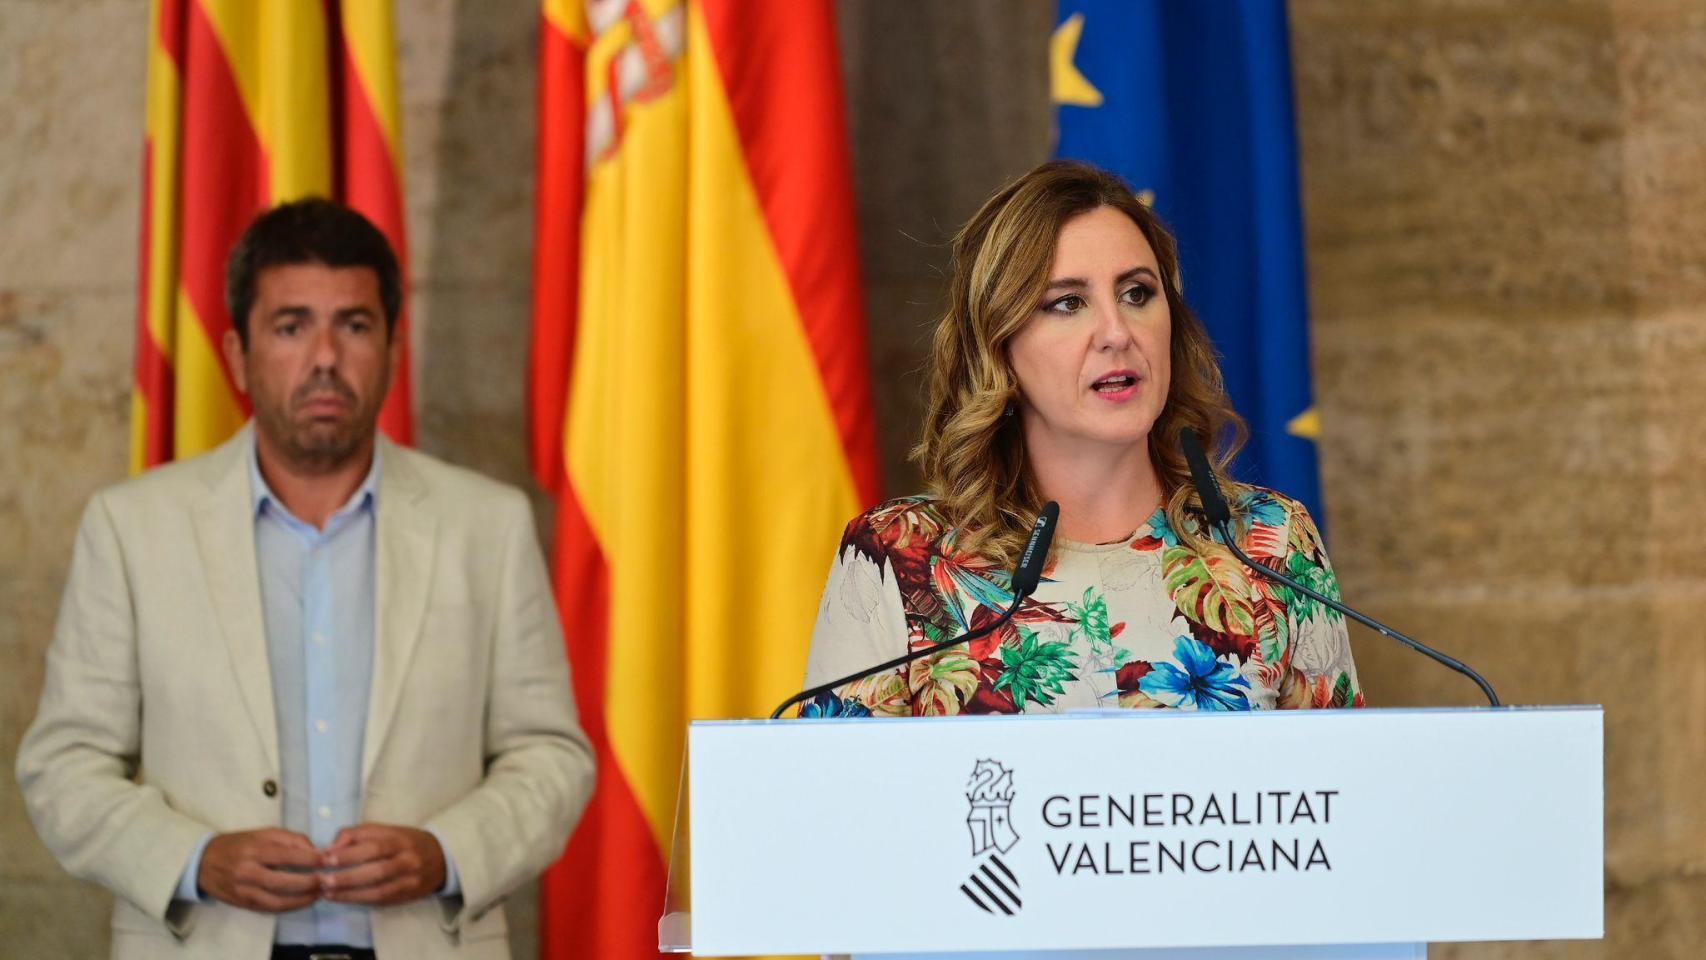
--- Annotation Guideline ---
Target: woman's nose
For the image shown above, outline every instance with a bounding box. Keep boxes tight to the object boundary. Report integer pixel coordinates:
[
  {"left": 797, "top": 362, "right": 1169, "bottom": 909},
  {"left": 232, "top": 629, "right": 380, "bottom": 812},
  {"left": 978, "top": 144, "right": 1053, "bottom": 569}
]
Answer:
[{"left": 1091, "top": 298, "right": 1134, "bottom": 350}]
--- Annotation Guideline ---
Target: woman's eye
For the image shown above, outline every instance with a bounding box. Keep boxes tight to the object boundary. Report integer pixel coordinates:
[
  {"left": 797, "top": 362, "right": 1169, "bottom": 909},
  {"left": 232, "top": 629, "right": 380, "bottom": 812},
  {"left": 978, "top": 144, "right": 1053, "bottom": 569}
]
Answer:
[
  {"left": 1122, "top": 284, "right": 1154, "bottom": 307},
  {"left": 1044, "top": 294, "right": 1085, "bottom": 314}
]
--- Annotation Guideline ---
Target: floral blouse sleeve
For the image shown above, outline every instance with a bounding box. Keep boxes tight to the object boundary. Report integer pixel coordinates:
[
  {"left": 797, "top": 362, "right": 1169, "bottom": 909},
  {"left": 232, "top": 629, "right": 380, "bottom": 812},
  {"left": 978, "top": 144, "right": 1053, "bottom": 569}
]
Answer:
[
  {"left": 801, "top": 515, "right": 915, "bottom": 717},
  {"left": 1260, "top": 496, "right": 1365, "bottom": 709}
]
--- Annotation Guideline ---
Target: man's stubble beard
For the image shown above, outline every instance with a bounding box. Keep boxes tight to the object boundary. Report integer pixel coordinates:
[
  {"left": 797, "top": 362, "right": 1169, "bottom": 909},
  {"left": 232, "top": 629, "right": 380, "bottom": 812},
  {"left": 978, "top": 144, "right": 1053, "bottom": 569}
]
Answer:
[
  {"left": 255, "top": 370, "right": 388, "bottom": 474},
  {"left": 275, "top": 412, "right": 372, "bottom": 472}
]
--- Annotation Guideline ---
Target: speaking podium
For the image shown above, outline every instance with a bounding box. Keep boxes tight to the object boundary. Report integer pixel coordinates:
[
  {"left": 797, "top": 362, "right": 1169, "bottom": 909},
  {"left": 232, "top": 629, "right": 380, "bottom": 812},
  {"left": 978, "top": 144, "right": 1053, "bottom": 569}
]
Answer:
[{"left": 659, "top": 706, "right": 1602, "bottom": 959}]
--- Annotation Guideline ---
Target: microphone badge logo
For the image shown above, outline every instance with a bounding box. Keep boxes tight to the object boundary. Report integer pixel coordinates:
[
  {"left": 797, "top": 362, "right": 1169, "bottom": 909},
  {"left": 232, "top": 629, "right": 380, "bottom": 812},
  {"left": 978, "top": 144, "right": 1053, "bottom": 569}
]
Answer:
[{"left": 962, "top": 759, "right": 1023, "bottom": 915}]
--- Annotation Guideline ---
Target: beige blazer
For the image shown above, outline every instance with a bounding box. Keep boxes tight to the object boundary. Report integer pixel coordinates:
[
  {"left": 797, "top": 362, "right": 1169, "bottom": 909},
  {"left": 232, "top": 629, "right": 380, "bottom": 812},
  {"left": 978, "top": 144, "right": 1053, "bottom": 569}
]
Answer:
[{"left": 15, "top": 425, "right": 596, "bottom": 959}]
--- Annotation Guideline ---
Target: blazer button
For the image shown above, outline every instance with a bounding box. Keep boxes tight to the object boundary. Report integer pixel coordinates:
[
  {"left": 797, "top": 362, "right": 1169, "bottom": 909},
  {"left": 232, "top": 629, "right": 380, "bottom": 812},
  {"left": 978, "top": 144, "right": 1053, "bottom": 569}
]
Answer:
[{"left": 262, "top": 779, "right": 278, "bottom": 798}]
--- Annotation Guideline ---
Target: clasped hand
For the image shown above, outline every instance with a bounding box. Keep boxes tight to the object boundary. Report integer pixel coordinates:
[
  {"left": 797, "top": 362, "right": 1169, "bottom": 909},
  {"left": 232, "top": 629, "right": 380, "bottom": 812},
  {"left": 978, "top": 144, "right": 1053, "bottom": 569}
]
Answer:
[{"left": 197, "top": 824, "right": 447, "bottom": 913}]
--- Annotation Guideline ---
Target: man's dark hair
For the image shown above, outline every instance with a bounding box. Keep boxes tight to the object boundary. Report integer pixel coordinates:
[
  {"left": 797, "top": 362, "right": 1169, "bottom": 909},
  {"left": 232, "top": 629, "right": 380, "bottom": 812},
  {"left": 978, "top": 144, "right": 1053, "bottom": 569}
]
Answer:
[{"left": 225, "top": 198, "right": 402, "bottom": 348}]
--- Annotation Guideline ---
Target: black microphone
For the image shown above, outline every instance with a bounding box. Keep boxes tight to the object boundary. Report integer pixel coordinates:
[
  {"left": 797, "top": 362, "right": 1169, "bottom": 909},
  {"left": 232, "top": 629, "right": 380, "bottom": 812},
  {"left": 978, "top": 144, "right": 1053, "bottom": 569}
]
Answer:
[
  {"left": 1012, "top": 500, "right": 1059, "bottom": 598},
  {"left": 772, "top": 502, "right": 1061, "bottom": 719},
  {"left": 1178, "top": 430, "right": 1501, "bottom": 707}
]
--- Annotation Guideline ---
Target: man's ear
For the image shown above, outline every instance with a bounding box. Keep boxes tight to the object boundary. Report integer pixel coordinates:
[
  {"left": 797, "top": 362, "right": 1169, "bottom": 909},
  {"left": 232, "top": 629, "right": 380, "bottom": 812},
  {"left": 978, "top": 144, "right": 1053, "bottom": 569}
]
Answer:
[
  {"left": 222, "top": 328, "right": 249, "bottom": 395},
  {"left": 387, "top": 324, "right": 402, "bottom": 382}
]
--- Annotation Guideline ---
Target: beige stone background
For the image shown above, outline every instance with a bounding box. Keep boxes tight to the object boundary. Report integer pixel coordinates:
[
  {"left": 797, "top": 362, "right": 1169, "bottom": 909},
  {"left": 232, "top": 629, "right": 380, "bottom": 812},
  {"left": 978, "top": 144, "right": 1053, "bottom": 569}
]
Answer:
[{"left": 2, "top": 0, "right": 1701, "bottom": 956}]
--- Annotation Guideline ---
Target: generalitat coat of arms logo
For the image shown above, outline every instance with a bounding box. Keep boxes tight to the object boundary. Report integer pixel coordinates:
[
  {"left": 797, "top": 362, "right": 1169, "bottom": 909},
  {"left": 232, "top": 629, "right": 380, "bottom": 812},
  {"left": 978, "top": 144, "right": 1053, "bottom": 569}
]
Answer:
[{"left": 962, "top": 759, "right": 1022, "bottom": 915}]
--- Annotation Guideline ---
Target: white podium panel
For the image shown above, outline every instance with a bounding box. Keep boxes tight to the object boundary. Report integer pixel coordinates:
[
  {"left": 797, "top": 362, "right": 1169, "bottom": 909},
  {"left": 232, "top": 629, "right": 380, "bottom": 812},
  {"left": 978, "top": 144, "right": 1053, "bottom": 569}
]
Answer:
[{"left": 684, "top": 707, "right": 1602, "bottom": 958}]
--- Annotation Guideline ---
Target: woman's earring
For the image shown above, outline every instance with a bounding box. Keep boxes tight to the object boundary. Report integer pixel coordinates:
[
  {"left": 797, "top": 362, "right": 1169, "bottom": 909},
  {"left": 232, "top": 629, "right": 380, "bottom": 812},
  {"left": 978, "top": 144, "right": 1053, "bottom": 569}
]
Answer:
[{"left": 1004, "top": 399, "right": 1016, "bottom": 417}]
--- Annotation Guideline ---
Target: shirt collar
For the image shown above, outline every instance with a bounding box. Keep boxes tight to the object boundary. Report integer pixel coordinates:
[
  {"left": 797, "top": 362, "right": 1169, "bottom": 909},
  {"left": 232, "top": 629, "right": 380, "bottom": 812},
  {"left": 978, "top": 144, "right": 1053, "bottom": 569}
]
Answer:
[{"left": 248, "top": 433, "right": 382, "bottom": 527}]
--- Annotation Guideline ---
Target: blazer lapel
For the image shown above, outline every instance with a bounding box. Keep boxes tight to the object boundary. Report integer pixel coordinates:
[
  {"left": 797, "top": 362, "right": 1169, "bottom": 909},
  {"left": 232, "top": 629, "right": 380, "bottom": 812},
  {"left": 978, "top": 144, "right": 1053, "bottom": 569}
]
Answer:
[
  {"left": 191, "top": 425, "right": 280, "bottom": 774},
  {"left": 363, "top": 441, "right": 437, "bottom": 787}
]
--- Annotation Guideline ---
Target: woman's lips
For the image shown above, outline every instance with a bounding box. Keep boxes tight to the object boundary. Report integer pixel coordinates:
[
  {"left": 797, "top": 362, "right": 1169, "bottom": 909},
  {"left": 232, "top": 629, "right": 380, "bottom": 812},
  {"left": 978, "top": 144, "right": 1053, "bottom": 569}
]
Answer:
[
  {"left": 1091, "top": 381, "right": 1140, "bottom": 402},
  {"left": 1090, "top": 370, "right": 1141, "bottom": 402}
]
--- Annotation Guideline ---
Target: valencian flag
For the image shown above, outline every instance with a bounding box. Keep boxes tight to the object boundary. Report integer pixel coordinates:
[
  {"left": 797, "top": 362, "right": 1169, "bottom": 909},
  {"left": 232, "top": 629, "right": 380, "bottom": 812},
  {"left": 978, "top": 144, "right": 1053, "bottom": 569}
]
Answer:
[
  {"left": 529, "top": 0, "right": 880, "bottom": 957},
  {"left": 1051, "top": 0, "right": 1323, "bottom": 520},
  {"left": 133, "top": 0, "right": 413, "bottom": 471}
]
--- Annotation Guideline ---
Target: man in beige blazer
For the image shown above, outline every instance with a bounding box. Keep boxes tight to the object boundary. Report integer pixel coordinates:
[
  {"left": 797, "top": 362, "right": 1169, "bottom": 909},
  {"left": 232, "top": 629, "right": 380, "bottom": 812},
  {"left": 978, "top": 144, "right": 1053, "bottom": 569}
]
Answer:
[{"left": 16, "top": 200, "right": 595, "bottom": 959}]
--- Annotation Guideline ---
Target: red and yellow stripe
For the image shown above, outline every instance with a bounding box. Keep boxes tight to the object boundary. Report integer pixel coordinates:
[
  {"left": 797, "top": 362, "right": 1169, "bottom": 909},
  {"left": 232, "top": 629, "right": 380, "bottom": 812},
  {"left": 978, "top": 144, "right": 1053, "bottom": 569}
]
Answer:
[
  {"left": 133, "top": 0, "right": 412, "bottom": 472},
  {"left": 530, "top": 1, "right": 880, "bottom": 956}
]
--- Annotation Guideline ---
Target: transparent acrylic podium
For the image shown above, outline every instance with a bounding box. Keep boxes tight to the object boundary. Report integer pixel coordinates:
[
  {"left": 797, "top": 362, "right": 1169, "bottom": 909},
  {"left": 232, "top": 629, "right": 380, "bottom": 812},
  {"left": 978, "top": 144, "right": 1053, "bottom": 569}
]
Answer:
[{"left": 661, "top": 707, "right": 1602, "bottom": 959}]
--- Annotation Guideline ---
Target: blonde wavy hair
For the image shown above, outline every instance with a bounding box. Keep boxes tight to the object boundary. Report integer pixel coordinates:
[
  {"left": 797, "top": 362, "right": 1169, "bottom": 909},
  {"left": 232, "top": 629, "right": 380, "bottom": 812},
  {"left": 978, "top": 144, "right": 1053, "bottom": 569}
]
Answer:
[{"left": 912, "top": 160, "right": 1251, "bottom": 566}]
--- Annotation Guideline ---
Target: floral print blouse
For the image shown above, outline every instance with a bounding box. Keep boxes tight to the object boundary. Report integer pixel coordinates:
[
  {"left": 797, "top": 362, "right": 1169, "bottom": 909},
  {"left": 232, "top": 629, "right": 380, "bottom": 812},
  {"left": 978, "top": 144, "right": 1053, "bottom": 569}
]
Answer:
[{"left": 802, "top": 490, "right": 1363, "bottom": 716}]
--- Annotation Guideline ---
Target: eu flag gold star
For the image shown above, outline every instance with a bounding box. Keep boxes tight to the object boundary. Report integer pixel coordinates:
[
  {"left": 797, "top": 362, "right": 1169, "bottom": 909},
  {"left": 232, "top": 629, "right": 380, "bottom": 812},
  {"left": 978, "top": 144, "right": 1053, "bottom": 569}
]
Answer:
[
  {"left": 1286, "top": 406, "right": 1321, "bottom": 440},
  {"left": 1051, "top": 13, "right": 1104, "bottom": 107}
]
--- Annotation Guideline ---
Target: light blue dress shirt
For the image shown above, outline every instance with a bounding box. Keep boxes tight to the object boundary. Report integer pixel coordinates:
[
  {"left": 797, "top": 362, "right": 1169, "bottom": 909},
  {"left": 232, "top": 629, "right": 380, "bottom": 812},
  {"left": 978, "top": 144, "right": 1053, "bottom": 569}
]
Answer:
[{"left": 174, "top": 441, "right": 459, "bottom": 945}]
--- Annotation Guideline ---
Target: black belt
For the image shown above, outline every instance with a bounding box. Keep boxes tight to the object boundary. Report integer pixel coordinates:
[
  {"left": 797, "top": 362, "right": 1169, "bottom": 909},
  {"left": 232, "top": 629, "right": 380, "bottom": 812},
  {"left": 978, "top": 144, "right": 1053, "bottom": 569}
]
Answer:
[{"left": 271, "top": 948, "right": 376, "bottom": 960}]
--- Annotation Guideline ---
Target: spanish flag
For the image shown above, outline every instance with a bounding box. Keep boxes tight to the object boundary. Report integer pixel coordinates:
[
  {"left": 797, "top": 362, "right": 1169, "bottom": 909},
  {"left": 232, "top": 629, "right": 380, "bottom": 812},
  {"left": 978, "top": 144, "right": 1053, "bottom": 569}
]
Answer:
[
  {"left": 133, "top": 0, "right": 412, "bottom": 471},
  {"left": 530, "top": 0, "right": 880, "bottom": 955}
]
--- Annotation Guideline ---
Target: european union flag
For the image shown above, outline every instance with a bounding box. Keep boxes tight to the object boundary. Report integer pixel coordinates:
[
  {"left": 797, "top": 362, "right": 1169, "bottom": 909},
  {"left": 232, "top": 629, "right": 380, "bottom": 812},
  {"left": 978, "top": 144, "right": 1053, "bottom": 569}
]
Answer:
[{"left": 1053, "top": 0, "right": 1323, "bottom": 523}]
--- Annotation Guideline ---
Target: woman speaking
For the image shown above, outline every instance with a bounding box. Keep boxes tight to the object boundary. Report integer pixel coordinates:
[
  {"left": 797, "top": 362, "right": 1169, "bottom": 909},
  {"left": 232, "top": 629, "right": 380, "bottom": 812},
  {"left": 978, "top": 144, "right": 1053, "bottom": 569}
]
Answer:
[{"left": 802, "top": 161, "right": 1362, "bottom": 716}]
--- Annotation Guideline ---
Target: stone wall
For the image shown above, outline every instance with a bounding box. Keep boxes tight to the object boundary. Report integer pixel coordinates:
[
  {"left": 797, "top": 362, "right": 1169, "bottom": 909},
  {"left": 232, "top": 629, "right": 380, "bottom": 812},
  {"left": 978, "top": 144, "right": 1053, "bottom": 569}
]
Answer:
[
  {"left": 1292, "top": 2, "right": 1706, "bottom": 955},
  {"left": 1, "top": 3, "right": 149, "bottom": 953},
  {"left": 1, "top": 1, "right": 1699, "bottom": 956}
]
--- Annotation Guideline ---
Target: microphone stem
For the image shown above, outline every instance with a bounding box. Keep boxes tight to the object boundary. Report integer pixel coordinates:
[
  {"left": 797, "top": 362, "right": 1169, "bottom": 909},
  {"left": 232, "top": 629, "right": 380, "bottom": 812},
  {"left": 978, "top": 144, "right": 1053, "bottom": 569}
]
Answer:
[{"left": 1212, "top": 521, "right": 1501, "bottom": 708}]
